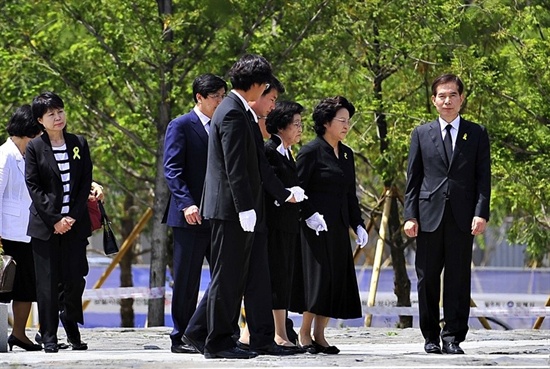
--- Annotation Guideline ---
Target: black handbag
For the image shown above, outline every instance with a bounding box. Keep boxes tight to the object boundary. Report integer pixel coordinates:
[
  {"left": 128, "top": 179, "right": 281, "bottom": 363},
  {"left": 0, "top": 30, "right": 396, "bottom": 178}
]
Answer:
[
  {"left": 0, "top": 254, "right": 17, "bottom": 293},
  {"left": 98, "top": 202, "right": 119, "bottom": 256}
]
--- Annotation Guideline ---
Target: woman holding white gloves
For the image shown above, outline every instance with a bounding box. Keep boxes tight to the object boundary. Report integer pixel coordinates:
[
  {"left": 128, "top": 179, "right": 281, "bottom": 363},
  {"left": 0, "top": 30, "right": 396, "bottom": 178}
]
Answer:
[{"left": 295, "top": 96, "right": 368, "bottom": 355}]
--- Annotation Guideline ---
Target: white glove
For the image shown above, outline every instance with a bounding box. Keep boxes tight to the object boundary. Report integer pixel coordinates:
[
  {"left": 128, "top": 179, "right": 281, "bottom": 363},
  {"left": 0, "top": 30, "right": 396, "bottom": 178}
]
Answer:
[
  {"left": 305, "top": 212, "right": 328, "bottom": 236},
  {"left": 288, "top": 186, "right": 308, "bottom": 202},
  {"left": 356, "top": 225, "right": 368, "bottom": 248},
  {"left": 238, "top": 209, "right": 256, "bottom": 232}
]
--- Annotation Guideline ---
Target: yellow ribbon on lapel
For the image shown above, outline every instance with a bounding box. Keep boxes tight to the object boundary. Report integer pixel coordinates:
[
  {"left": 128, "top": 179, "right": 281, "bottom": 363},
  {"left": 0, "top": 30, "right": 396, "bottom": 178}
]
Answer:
[
  {"left": 73, "top": 147, "right": 81, "bottom": 160},
  {"left": 344, "top": 152, "right": 348, "bottom": 159}
]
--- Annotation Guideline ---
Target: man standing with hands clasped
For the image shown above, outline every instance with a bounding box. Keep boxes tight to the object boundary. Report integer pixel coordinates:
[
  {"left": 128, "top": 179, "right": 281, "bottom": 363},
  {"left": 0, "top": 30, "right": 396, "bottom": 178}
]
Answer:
[
  {"left": 404, "top": 74, "right": 491, "bottom": 355},
  {"left": 163, "top": 74, "right": 227, "bottom": 354}
]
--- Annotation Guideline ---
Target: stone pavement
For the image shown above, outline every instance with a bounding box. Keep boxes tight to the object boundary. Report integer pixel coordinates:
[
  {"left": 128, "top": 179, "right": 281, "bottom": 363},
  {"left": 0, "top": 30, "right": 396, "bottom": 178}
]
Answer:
[{"left": 1, "top": 327, "right": 549, "bottom": 368}]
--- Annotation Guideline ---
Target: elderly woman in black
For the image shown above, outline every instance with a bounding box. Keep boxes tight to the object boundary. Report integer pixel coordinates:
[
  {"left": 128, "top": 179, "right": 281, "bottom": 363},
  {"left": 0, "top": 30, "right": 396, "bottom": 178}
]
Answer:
[
  {"left": 296, "top": 96, "right": 368, "bottom": 354},
  {"left": 264, "top": 101, "right": 304, "bottom": 349},
  {"left": 25, "top": 92, "right": 92, "bottom": 353}
]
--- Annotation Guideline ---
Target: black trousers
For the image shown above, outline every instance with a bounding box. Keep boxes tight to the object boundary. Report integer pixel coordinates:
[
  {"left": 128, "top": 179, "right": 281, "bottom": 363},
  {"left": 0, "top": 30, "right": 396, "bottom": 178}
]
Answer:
[
  {"left": 242, "top": 230, "right": 275, "bottom": 349},
  {"left": 186, "top": 219, "right": 253, "bottom": 353},
  {"left": 415, "top": 203, "right": 474, "bottom": 344},
  {"left": 32, "top": 234, "right": 88, "bottom": 345},
  {"left": 170, "top": 227, "right": 210, "bottom": 345}
]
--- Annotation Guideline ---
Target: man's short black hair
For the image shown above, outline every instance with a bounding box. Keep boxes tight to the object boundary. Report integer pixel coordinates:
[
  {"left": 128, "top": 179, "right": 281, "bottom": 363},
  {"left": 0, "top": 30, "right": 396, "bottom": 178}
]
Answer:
[
  {"left": 431, "top": 74, "right": 464, "bottom": 96},
  {"left": 263, "top": 76, "right": 285, "bottom": 96},
  {"left": 229, "top": 54, "right": 273, "bottom": 91},
  {"left": 192, "top": 74, "right": 228, "bottom": 103}
]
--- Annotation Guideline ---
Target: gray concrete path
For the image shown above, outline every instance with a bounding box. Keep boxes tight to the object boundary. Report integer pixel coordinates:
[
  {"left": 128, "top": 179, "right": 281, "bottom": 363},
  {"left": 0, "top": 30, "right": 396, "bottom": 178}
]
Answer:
[{"left": 1, "top": 327, "right": 548, "bottom": 368}]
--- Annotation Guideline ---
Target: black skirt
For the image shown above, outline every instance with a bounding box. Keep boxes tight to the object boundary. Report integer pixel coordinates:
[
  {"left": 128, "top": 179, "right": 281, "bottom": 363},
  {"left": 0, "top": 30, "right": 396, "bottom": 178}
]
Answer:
[
  {"left": 0, "top": 239, "right": 37, "bottom": 303},
  {"left": 299, "top": 221, "right": 362, "bottom": 319}
]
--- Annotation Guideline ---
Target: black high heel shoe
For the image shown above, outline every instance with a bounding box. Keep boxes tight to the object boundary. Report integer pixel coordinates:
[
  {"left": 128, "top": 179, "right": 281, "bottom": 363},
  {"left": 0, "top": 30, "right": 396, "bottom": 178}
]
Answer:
[{"left": 8, "top": 335, "right": 43, "bottom": 351}]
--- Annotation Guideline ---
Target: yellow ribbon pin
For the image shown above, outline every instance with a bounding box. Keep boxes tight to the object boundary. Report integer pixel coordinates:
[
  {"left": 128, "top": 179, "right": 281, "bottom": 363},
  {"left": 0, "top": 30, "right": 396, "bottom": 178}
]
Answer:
[
  {"left": 73, "top": 147, "right": 81, "bottom": 160},
  {"left": 344, "top": 152, "right": 348, "bottom": 159},
  {"left": 463, "top": 133, "right": 468, "bottom": 140}
]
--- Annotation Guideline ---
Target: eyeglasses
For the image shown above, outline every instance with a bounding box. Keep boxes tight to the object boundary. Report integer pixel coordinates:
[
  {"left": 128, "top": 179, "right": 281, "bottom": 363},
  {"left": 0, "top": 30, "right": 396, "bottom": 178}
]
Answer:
[
  {"left": 264, "top": 83, "right": 271, "bottom": 91},
  {"left": 291, "top": 120, "right": 303, "bottom": 129},
  {"left": 207, "top": 93, "right": 226, "bottom": 100},
  {"left": 332, "top": 117, "right": 352, "bottom": 125}
]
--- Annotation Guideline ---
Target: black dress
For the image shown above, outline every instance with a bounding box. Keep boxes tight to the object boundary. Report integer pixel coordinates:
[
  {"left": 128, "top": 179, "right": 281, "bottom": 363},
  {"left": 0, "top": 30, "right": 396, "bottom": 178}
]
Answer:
[
  {"left": 296, "top": 136, "right": 364, "bottom": 319},
  {"left": 264, "top": 135, "right": 300, "bottom": 309}
]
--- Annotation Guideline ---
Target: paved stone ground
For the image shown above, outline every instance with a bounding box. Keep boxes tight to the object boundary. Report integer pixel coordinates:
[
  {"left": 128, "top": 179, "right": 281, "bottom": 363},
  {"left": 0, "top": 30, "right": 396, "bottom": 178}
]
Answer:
[{"left": 1, "top": 327, "right": 549, "bottom": 368}]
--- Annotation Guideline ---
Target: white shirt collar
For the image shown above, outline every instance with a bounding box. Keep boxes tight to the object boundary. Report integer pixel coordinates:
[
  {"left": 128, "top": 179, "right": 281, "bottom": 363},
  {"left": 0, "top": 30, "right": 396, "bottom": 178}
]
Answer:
[
  {"left": 438, "top": 115, "right": 460, "bottom": 132},
  {"left": 193, "top": 106, "right": 211, "bottom": 127},
  {"left": 274, "top": 134, "right": 287, "bottom": 157},
  {"left": 230, "top": 90, "right": 255, "bottom": 120}
]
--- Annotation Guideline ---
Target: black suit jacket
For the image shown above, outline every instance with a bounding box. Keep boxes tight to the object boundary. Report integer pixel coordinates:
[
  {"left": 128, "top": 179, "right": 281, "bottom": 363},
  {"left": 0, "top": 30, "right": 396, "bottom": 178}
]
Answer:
[
  {"left": 162, "top": 109, "right": 210, "bottom": 230},
  {"left": 404, "top": 117, "right": 491, "bottom": 233},
  {"left": 264, "top": 135, "right": 300, "bottom": 233},
  {"left": 25, "top": 132, "right": 93, "bottom": 241},
  {"left": 296, "top": 136, "right": 364, "bottom": 230},
  {"left": 201, "top": 92, "right": 262, "bottom": 222}
]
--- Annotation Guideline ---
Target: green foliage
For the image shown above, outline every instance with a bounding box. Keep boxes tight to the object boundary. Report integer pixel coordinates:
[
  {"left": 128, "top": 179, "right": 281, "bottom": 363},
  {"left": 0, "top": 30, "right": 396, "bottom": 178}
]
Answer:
[{"left": 0, "top": 0, "right": 548, "bottom": 264}]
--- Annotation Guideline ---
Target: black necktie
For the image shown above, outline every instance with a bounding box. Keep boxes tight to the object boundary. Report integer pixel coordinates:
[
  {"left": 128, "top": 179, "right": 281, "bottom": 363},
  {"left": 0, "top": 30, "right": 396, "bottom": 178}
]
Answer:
[{"left": 444, "top": 124, "right": 453, "bottom": 165}]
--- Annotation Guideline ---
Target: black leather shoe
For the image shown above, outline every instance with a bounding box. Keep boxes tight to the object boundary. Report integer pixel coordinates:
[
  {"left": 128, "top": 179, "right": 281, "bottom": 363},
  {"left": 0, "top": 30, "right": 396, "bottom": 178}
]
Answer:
[
  {"left": 68, "top": 339, "right": 88, "bottom": 351},
  {"left": 424, "top": 341, "right": 442, "bottom": 354},
  {"left": 299, "top": 343, "right": 318, "bottom": 354},
  {"left": 171, "top": 343, "right": 198, "bottom": 354},
  {"left": 204, "top": 346, "right": 258, "bottom": 359},
  {"left": 312, "top": 340, "right": 340, "bottom": 354},
  {"left": 236, "top": 341, "right": 250, "bottom": 350},
  {"left": 34, "top": 333, "right": 69, "bottom": 350},
  {"left": 44, "top": 343, "right": 59, "bottom": 353},
  {"left": 254, "top": 342, "right": 296, "bottom": 356},
  {"left": 442, "top": 342, "right": 464, "bottom": 354},
  {"left": 182, "top": 334, "right": 205, "bottom": 354}
]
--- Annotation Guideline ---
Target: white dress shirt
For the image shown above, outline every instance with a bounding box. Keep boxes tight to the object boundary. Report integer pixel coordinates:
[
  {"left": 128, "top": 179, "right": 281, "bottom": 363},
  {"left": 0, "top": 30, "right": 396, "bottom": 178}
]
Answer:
[{"left": 439, "top": 115, "right": 461, "bottom": 150}]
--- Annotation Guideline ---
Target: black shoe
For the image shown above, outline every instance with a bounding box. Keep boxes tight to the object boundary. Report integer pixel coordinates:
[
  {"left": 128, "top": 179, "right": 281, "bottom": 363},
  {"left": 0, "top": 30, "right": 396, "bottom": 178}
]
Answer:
[
  {"left": 68, "top": 339, "right": 88, "bottom": 351},
  {"left": 312, "top": 340, "right": 340, "bottom": 355},
  {"left": 59, "top": 311, "right": 84, "bottom": 348},
  {"left": 442, "top": 342, "right": 464, "bottom": 354},
  {"left": 171, "top": 343, "right": 198, "bottom": 354},
  {"left": 424, "top": 341, "right": 442, "bottom": 354},
  {"left": 182, "top": 334, "right": 205, "bottom": 354},
  {"left": 44, "top": 343, "right": 59, "bottom": 353},
  {"left": 298, "top": 343, "right": 318, "bottom": 354},
  {"left": 236, "top": 341, "right": 250, "bottom": 350},
  {"left": 254, "top": 342, "right": 297, "bottom": 356},
  {"left": 204, "top": 346, "right": 258, "bottom": 359},
  {"left": 35, "top": 332, "right": 70, "bottom": 350},
  {"left": 7, "top": 335, "right": 42, "bottom": 351}
]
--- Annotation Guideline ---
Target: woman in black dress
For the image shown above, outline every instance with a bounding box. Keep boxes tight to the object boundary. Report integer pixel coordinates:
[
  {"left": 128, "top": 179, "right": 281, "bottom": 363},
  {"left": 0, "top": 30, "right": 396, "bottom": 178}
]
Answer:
[
  {"left": 264, "top": 101, "right": 304, "bottom": 348},
  {"left": 296, "top": 96, "right": 368, "bottom": 354}
]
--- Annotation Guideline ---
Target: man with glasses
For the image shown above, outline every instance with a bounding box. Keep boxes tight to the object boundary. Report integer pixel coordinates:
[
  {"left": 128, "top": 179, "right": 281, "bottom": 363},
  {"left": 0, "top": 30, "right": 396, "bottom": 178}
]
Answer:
[{"left": 162, "top": 73, "right": 227, "bottom": 354}]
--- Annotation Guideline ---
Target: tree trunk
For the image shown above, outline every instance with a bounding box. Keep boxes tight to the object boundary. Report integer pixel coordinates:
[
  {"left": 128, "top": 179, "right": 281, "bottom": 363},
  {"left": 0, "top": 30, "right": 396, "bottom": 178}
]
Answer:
[
  {"left": 120, "top": 194, "right": 135, "bottom": 327},
  {"left": 147, "top": 0, "right": 173, "bottom": 327},
  {"left": 389, "top": 189, "right": 412, "bottom": 328}
]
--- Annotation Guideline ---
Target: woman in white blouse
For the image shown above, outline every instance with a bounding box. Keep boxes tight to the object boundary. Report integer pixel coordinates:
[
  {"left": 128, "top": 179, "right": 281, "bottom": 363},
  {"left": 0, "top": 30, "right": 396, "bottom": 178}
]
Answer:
[{"left": 0, "top": 104, "right": 43, "bottom": 351}]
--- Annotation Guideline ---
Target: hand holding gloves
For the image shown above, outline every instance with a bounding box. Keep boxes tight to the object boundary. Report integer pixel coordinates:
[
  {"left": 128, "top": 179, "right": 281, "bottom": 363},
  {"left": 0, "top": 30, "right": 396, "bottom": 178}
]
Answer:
[
  {"left": 287, "top": 186, "right": 308, "bottom": 203},
  {"left": 305, "top": 212, "right": 328, "bottom": 236}
]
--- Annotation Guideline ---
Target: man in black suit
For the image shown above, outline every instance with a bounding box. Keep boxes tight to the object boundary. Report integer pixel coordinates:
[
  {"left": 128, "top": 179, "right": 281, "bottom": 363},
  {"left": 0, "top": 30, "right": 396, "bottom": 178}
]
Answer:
[
  {"left": 404, "top": 74, "right": 491, "bottom": 355},
  {"left": 162, "top": 74, "right": 227, "bottom": 354},
  {"left": 235, "top": 78, "right": 302, "bottom": 355},
  {"left": 184, "top": 54, "right": 276, "bottom": 359}
]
